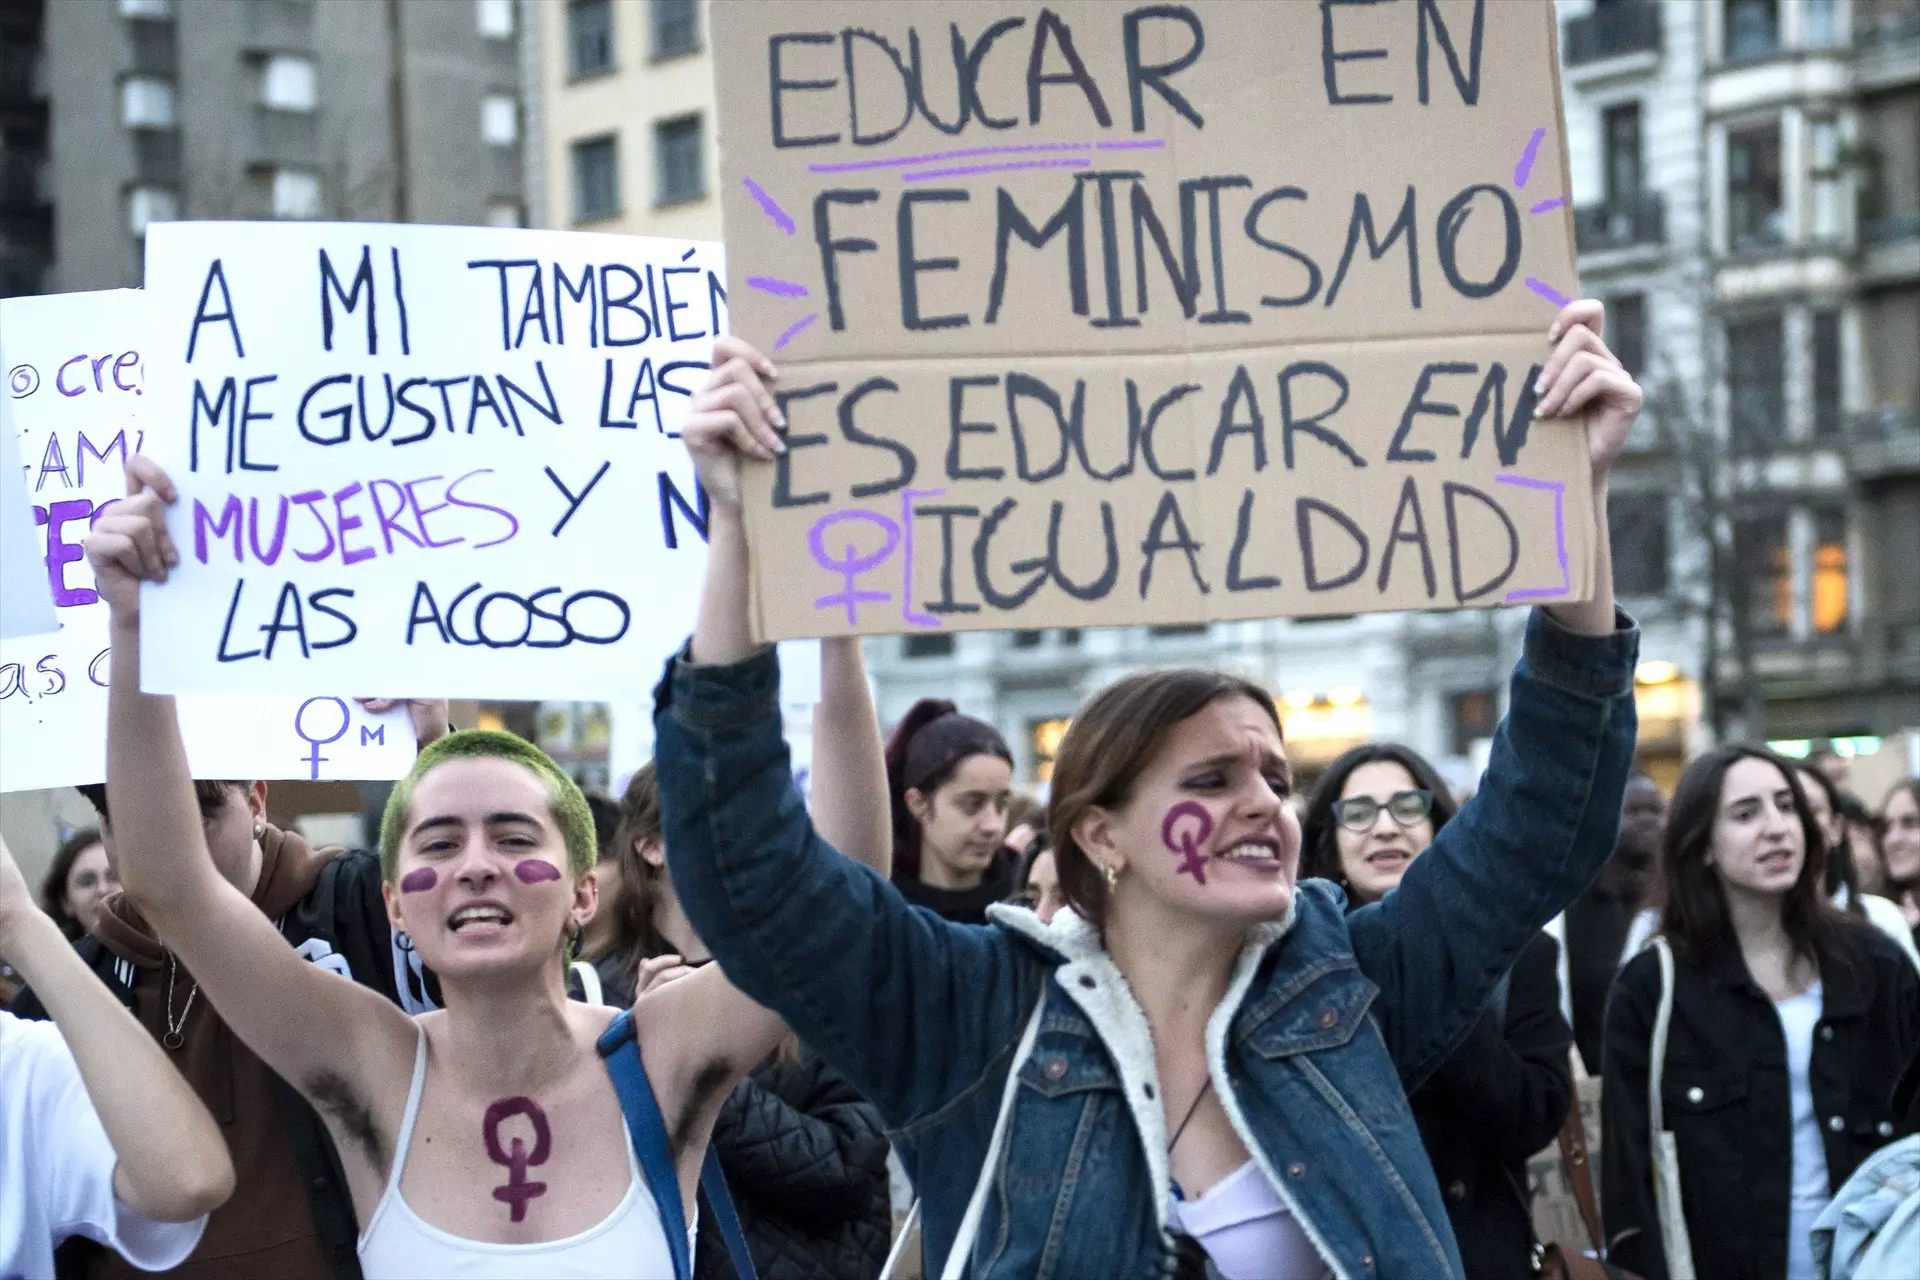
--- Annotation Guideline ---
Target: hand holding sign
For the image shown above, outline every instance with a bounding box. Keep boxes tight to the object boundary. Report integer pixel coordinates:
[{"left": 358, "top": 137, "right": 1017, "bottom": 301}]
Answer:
[
  {"left": 355, "top": 697, "right": 452, "bottom": 750},
  {"left": 1537, "top": 300, "right": 1642, "bottom": 477},
  {"left": 682, "top": 336, "right": 786, "bottom": 508},
  {"left": 84, "top": 455, "right": 181, "bottom": 621}
]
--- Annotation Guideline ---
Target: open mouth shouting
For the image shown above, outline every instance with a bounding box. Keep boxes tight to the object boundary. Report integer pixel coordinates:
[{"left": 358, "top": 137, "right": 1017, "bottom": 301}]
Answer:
[{"left": 447, "top": 901, "right": 516, "bottom": 936}]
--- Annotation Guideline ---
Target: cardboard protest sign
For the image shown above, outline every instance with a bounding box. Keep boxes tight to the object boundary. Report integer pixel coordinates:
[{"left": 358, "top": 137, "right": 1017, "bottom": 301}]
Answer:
[
  {"left": 0, "top": 291, "right": 413, "bottom": 791},
  {"left": 713, "top": 0, "right": 1592, "bottom": 640},
  {"left": 139, "top": 223, "right": 719, "bottom": 699}
]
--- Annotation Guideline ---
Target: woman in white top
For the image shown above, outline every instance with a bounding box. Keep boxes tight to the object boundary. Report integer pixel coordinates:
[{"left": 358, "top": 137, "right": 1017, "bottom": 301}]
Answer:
[
  {"left": 83, "top": 425, "right": 890, "bottom": 1279},
  {"left": 0, "top": 835, "right": 233, "bottom": 1278},
  {"left": 1600, "top": 745, "right": 1920, "bottom": 1280}
]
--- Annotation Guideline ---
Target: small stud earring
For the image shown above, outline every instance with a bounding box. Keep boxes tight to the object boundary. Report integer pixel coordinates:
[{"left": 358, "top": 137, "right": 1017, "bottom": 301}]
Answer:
[
  {"left": 253, "top": 822, "right": 265, "bottom": 840},
  {"left": 1103, "top": 863, "right": 1119, "bottom": 892}
]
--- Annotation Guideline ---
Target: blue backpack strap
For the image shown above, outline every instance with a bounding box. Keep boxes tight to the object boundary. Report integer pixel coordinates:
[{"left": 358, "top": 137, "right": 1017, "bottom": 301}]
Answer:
[
  {"left": 597, "top": 1010, "right": 693, "bottom": 1280},
  {"left": 700, "top": 1147, "right": 760, "bottom": 1280}
]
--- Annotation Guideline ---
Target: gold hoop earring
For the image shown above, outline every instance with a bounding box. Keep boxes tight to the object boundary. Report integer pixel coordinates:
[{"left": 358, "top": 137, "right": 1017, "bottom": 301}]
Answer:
[{"left": 1103, "top": 863, "right": 1119, "bottom": 892}]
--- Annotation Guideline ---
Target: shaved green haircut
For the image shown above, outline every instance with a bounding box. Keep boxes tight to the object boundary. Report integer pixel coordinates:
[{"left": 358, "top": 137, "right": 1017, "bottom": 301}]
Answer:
[{"left": 379, "top": 729, "right": 595, "bottom": 883}]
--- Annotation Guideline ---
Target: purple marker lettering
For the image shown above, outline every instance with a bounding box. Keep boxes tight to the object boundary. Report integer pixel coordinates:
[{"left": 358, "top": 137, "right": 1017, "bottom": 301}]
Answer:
[
  {"left": 513, "top": 859, "right": 562, "bottom": 885},
  {"left": 368, "top": 479, "right": 424, "bottom": 554},
  {"left": 1524, "top": 277, "right": 1571, "bottom": 308},
  {"left": 741, "top": 176, "right": 796, "bottom": 236},
  {"left": 1161, "top": 802, "right": 1214, "bottom": 884},
  {"left": 482, "top": 1097, "right": 551, "bottom": 1222},
  {"left": 333, "top": 482, "right": 376, "bottom": 565},
  {"left": 399, "top": 867, "right": 437, "bottom": 894},
  {"left": 774, "top": 312, "right": 819, "bottom": 352},
  {"left": 747, "top": 276, "right": 809, "bottom": 299},
  {"left": 1513, "top": 128, "right": 1547, "bottom": 189},
  {"left": 898, "top": 488, "right": 945, "bottom": 629},
  {"left": 808, "top": 510, "right": 900, "bottom": 625},
  {"left": 1528, "top": 196, "right": 1567, "bottom": 215}
]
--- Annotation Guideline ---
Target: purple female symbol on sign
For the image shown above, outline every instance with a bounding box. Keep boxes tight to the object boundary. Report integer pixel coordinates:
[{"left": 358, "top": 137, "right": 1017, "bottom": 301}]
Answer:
[
  {"left": 483, "top": 1096, "right": 551, "bottom": 1222},
  {"left": 808, "top": 510, "right": 900, "bottom": 626},
  {"left": 294, "top": 696, "right": 351, "bottom": 780},
  {"left": 1161, "top": 802, "right": 1214, "bottom": 885}
]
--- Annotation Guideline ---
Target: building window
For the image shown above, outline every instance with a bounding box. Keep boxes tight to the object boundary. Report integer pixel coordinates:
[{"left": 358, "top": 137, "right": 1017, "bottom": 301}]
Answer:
[
  {"left": 259, "top": 54, "right": 316, "bottom": 112},
  {"left": 482, "top": 94, "right": 519, "bottom": 146},
  {"left": 903, "top": 633, "right": 954, "bottom": 658},
  {"left": 1446, "top": 689, "right": 1499, "bottom": 757},
  {"left": 1808, "top": 118, "right": 1843, "bottom": 244},
  {"left": 568, "top": 0, "right": 614, "bottom": 79},
  {"left": 1724, "top": 0, "right": 1779, "bottom": 60},
  {"left": 1149, "top": 624, "right": 1209, "bottom": 638},
  {"left": 1609, "top": 489, "right": 1670, "bottom": 596},
  {"left": 1733, "top": 511, "right": 1792, "bottom": 637},
  {"left": 654, "top": 114, "right": 704, "bottom": 206},
  {"left": 486, "top": 201, "right": 523, "bottom": 228},
  {"left": 652, "top": 0, "right": 700, "bottom": 59},
  {"left": 1010, "top": 630, "right": 1044, "bottom": 649},
  {"left": 1727, "top": 121, "right": 1785, "bottom": 249},
  {"left": 117, "top": 0, "right": 172, "bottom": 17},
  {"left": 120, "top": 76, "right": 176, "bottom": 129},
  {"left": 271, "top": 169, "right": 322, "bottom": 218},
  {"left": 1030, "top": 718, "right": 1071, "bottom": 783},
  {"left": 1812, "top": 309, "right": 1842, "bottom": 438},
  {"left": 1603, "top": 101, "right": 1643, "bottom": 206},
  {"left": 127, "top": 185, "right": 178, "bottom": 236},
  {"left": 1058, "top": 629, "right": 1082, "bottom": 646},
  {"left": 1812, "top": 508, "right": 1849, "bottom": 633},
  {"left": 1610, "top": 293, "right": 1648, "bottom": 377},
  {"left": 1727, "top": 314, "right": 1785, "bottom": 450},
  {"left": 571, "top": 134, "right": 619, "bottom": 223},
  {"left": 476, "top": 0, "right": 514, "bottom": 39},
  {"left": 1804, "top": 0, "right": 1839, "bottom": 47}
]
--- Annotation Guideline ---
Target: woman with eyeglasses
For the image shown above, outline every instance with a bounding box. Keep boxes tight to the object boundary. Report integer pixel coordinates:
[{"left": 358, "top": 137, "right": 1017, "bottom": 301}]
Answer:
[{"left": 1301, "top": 744, "right": 1575, "bottom": 1280}]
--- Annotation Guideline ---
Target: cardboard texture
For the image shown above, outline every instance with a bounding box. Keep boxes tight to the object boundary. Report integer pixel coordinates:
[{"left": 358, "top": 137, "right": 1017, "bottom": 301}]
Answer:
[{"left": 712, "top": 0, "right": 1591, "bottom": 640}]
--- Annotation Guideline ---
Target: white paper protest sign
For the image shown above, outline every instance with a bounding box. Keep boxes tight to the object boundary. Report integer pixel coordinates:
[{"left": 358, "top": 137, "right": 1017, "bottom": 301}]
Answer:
[
  {"left": 0, "top": 290, "right": 413, "bottom": 792},
  {"left": 139, "top": 222, "right": 719, "bottom": 700},
  {"left": 0, "top": 397, "right": 58, "bottom": 640}
]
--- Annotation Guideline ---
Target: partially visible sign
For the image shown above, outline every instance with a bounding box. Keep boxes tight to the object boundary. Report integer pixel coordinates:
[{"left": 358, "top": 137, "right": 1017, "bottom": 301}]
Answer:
[
  {"left": 712, "top": 0, "right": 1592, "bottom": 640},
  {"left": 0, "top": 397, "right": 57, "bottom": 639},
  {"left": 140, "top": 222, "right": 720, "bottom": 699},
  {"left": 0, "top": 291, "right": 412, "bottom": 792}
]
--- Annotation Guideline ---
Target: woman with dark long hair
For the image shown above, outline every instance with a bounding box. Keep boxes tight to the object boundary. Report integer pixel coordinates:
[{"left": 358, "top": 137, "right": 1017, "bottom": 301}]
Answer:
[
  {"left": 1301, "top": 744, "right": 1572, "bottom": 1279},
  {"left": 657, "top": 300, "right": 1646, "bottom": 1277},
  {"left": 1881, "top": 778, "right": 1920, "bottom": 940},
  {"left": 1792, "top": 763, "right": 1919, "bottom": 969},
  {"left": 884, "top": 701, "right": 1018, "bottom": 924},
  {"left": 36, "top": 829, "right": 116, "bottom": 942},
  {"left": 1601, "top": 745, "right": 1920, "bottom": 1280}
]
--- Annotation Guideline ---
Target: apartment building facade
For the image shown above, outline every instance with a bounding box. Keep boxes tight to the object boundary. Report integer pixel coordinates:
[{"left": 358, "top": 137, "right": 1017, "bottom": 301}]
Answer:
[{"left": 6, "top": 0, "right": 529, "bottom": 297}]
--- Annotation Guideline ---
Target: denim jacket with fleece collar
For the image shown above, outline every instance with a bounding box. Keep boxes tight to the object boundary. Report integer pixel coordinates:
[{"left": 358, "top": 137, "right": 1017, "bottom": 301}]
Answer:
[{"left": 654, "top": 608, "right": 1638, "bottom": 1280}]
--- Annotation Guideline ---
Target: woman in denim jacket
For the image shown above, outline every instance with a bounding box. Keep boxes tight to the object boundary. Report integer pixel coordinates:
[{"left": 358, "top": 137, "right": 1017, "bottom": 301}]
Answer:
[{"left": 656, "top": 305, "right": 1643, "bottom": 1280}]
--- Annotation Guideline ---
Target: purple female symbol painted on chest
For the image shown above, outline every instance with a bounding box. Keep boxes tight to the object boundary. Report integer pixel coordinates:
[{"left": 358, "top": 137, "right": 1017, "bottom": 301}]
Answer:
[
  {"left": 482, "top": 1096, "right": 551, "bottom": 1222},
  {"left": 1161, "top": 802, "right": 1214, "bottom": 884}
]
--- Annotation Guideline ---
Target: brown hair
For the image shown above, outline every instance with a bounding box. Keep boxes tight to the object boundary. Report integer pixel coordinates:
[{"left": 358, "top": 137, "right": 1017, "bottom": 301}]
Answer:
[
  {"left": 77, "top": 780, "right": 243, "bottom": 829},
  {"left": 1047, "top": 669, "right": 1280, "bottom": 928},
  {"left": 884, "top": 699, "right": 1013, "bottom": 883},
  {"left": 40, "top": 828, "right": 106, "bottom": 941},
  {"left": 1652, "top": 744, "right": 1864, "bottom": 971},
  {"left": 605, "top": 762, "right": 667, "bottom": 957}
]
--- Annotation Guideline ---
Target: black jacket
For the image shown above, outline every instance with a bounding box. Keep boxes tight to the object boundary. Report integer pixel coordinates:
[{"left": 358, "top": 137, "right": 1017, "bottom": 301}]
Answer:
[
  {"left": 12, "top": 849, "right": 411, "bottom": 1280},
  {"left": 1601, "top": 922, "right": 1920, "bottom": 1280},
  {"left": 1410, "top": 930, "right": 1574, "bottom": 1280},
  {"left": 694, "top": 1050, "right": 894, "bottom": 1280}
]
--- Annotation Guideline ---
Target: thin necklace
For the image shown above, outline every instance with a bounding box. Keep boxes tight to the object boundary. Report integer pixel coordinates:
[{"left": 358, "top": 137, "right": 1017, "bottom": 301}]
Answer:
[
  {"left": 163, "top": 953, "right": 199, "bottom": 1050},
  {"left": 1169, "top": 1077, "right": 1213, "bottom": 1154}
]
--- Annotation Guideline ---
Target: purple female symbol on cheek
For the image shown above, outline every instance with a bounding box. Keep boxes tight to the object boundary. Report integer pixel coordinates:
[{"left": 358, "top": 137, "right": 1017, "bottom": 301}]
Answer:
[
  {"left": 1161, "top": 802, "right": 1214, "bottom": 885},
  {"left": 512, "top": 860, "right": 562, "bottom": 885},
  {"left": 398, "top": 867, "right": 437, "bottom": 894}
]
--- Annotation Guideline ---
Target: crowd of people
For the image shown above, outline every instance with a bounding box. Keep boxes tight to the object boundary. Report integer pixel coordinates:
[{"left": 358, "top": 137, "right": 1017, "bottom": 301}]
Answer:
[{"left": 4, "top": 301, "right": 1920, "bottom": 1280}]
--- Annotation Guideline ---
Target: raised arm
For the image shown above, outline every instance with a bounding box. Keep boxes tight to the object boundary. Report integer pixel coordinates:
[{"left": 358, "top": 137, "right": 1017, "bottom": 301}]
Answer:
[
  {"left": 1348, "top": 301, "right": 1642, "bottom": 1089},
  {"left": 654, "top": 338, "right": 1038, "bottom": 1127},
  {"left": 86, "top": 460, "right": 417, "bottom": 1108},
  {"left": 0, "top": 836, "right": 233, "bottom": 1222},
  {"left": 808, "top": 638, "right": 891, "bottom": 878}
]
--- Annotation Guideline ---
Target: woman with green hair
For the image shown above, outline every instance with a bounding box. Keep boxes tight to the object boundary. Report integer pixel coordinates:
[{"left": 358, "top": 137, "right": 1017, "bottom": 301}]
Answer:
[{"left": 83, "top": 446, "right": 889, "bottom": 1279}]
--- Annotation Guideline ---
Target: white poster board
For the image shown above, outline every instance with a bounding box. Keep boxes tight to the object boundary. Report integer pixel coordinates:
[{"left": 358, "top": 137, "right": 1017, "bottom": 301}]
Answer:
[
  {"left": 0, "top": 404, "right": 58, "bottom": 639},
  {"left": 0, "top": 291, "right": 413, "bottom": 792},
  {"left": 140, "top": 222, "right": 719, "bottom": 700}
]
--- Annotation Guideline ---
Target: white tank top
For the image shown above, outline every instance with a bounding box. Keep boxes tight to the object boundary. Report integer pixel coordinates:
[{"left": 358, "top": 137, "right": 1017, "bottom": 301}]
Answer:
[
  {"left": 357, "top": 1028, "right": 687, "bottom": 1279},
  {"left": 1171, "top": 1160, "right": 1332, "bottom": 1280}
]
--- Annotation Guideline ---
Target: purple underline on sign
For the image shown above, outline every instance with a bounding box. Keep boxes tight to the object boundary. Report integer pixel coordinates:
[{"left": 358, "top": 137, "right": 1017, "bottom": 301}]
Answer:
[
  {"left": 1528, "top": 196, "right": 1567, "bottom": 215},
  {"left": 774, "top": 312, "right": 818, "bottom": 351},
  {"left": 1525, "top": 276, "right": 1571, "bottom": 308},
  {"left": 807, "top": 138, "right": 1165, "bottom": 174},
  {"left": 1514, "top": 127, "right": 1547, "bottom": 189},
  {"left": 903, "top": 158, "right": 1093, "bottom": 182},
  {"left": 1496, "top": 474, "right": 1571, "bottom": 603},
  {"left": 742, "top": 176, "right": 795, "bottom": 235},
  {"left": 1095, "top": 138, "right": 1166, "bottom": 151},
  {"left": 748, "top": 275, "right": 809, "bottom": 298}
]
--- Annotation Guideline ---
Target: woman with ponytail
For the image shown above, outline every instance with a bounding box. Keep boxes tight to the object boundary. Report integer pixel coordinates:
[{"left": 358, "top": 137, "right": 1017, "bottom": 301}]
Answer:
[{"left": 885, "top": 700, "right": 1017, "bottom": 924}]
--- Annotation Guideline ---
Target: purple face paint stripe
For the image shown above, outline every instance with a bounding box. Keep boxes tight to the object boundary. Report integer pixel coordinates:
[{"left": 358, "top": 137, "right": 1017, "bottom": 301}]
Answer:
[
  {"left": 773, "top": 312, "right": 818, "bottom": 351},
  {"left": 1514, "top": 128, "right": 1548, "bottom": 188},
  {"left": 1528, "top": 197, "right": 1568, "bottom": 215},
  {"left": 1496, "top": 474, "right": 1571, "bottom": 602},
  {"left": 741, "top": 176, "right": 796, "bottom": 236},
  {"left": 747, "top": 275, "right": 809, "bottom": 298},
  {"left": 902, "top": 158, "right": 1093, "bottom": 182},
  {"left": 807, "top": 140, "right": 1103, "bottom": 174},
  {"left": 398, "top": 867, "right": 437, "bottom": 894},
  {"left": 513, "top": 859, "right": 562, "bottom": 884},
  {"left": 1525, "top": 277, "right": 1572, "bottom": 308}
]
